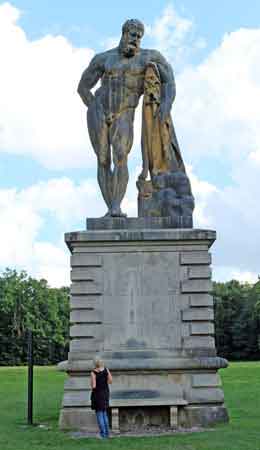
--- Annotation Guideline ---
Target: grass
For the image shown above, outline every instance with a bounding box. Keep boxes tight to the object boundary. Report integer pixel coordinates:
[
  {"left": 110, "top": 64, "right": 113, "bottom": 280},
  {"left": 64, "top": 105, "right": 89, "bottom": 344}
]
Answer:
[{"left": 0, "top": 362, "right": 260, "bottom": 450}]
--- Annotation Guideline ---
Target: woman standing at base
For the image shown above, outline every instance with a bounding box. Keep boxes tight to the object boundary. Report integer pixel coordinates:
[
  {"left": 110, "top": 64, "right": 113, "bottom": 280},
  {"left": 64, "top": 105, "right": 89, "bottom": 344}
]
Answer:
[{"left": 91, "top": 357, "right": 113, "bottom": 438}]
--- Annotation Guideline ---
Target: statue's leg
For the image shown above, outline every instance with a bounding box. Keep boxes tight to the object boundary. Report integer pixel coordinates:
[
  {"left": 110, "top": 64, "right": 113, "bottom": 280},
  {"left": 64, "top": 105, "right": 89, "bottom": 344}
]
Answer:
[
  {"left": 87, "top": 101, "right": 112, "bottom": 213},
  {"left": 109, "top": 109, "right": 134, "bottom": 216}
]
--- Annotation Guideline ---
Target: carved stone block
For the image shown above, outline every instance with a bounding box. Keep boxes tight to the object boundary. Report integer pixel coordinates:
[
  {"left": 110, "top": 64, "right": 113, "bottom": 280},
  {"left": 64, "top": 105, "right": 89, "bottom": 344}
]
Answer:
[{"left": 59, "top": 227, "right": 228, "bottom": 432}]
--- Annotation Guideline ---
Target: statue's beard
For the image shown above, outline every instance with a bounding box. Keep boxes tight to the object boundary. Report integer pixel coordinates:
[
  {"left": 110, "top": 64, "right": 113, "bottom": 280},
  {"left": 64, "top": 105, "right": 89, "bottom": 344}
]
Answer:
[{"left": 119, "top": 37, "right": 138, "bottom": 57}]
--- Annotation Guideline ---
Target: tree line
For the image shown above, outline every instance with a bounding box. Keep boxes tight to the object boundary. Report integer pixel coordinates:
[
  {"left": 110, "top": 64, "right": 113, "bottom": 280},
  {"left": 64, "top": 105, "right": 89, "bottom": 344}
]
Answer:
[
  {"left": 0, "top": 269, "right": 69, "bottom": 365},
  {"left": 214, "top": 278, "right": 260, "bottom": 360},
  {"left": 0, "top": 269, "right": 260, "bottom": 365}
]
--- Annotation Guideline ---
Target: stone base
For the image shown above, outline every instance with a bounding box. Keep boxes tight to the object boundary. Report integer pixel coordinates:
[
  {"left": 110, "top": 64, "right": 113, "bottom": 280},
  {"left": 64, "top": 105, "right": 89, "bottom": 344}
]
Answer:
[
  {"left": 59, "top": 363, "right": 229, "bottom": 431},
  {"left": 87, "top": 216, "right": 192, "bottom": 230},
  {"left": 179, "top": 405, "right": 229, "bottom": 428},
  {"left": 59, "top": 226, "right": 229, "bottom": 432},
  {"left": 59, "top": 404, "right": 228, "bottom": 432},
  {"left": 59, "top": 407, "right": 98, "bottom": 431},
  {"left": 119, "top": 406, "right": 169, "bottom": 430}
]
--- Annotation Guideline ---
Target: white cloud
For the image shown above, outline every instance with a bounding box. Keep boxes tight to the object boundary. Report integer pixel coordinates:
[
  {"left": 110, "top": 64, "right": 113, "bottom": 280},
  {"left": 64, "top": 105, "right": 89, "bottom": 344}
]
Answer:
[
  {"left": 164, "top": 27, "right": 260, "bottom": 282},
  {"left": 0, "top": 2, "right": 95, "bottom": 169},
  {"left": 146, "top": 4, "right": 205, "bottom": 69},
  {"left": 0, "top": 176, "right": 104, "bottom": 286},
  {"left": 230, "top": 270, "right": 259, "bottom": 284},
  {"left": 175, "top": 28, "right": 260, "bottom": 164},
  {"left": 32, "top": 242, "right": 69, "bottom": 288},
  {"left": 187, "top": 165, "right": 218, "bottom": 228},
  {"left": 0, "top": 171, "right": 145, "bottom": 286},
  {"left": 1, "top": 3, "right": 260, "bottom": 285},
  {"left": 213, "top": 266, "right": 259, "bottom": 284},
  {"left": 249, "top": 149, "right": 260, "bottom": 164},
  {"left": 19, "top": 177, "right": 101, "bottom": 225},
  {"left": 102, "top": 35, "right": 120, "bottom": 50}
]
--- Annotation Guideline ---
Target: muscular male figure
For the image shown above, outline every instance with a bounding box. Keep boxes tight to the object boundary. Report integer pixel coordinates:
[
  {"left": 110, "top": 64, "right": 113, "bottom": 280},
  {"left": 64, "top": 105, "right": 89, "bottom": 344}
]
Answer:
[{"left": 78, "top": 19, "right": 176, "bottom": 217}]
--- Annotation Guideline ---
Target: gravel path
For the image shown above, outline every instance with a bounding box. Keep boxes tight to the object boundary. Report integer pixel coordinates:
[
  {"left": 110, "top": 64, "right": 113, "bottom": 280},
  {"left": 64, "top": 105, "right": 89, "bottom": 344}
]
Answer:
[{"left": 70, "top": 426, "right": 213, "bottom": 439}]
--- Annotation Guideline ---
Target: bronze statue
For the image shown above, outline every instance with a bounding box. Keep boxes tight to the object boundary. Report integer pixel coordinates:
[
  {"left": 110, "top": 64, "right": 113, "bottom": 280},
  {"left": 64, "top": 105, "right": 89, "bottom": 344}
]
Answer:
[{"left": 78, "top": 19, "right": 179, "bottom": 217}]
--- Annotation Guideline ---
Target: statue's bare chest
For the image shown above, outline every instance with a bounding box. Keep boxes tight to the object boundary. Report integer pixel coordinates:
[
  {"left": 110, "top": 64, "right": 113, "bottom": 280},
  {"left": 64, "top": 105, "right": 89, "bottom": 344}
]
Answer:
[{"left": 104, "top": 53, "right": 145, "bottom": 76}]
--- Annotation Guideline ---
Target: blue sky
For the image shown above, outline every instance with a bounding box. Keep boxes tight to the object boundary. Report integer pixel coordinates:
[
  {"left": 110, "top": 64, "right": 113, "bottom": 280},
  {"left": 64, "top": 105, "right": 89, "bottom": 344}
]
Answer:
[
  {"left": 11, "top": 1, "right": 260, "bottom": 49},
  {"left": 0, "top": 1, "right": 259, "bottom": 286}
]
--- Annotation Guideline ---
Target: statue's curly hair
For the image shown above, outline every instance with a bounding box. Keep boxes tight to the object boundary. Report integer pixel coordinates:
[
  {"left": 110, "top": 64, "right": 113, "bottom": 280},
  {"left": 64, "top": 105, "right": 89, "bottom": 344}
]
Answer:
[{"left": 122, "top": 19, "right": 144, "bottom": 37}]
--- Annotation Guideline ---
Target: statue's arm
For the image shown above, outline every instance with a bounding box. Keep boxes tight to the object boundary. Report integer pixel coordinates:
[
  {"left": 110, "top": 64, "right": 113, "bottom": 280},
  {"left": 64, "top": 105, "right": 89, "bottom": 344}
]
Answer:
[
  {"left": 77, "top": 54, "right": 104, "bottom": 107},
  {"left": 151, "top": 51, "right": 176, "bottom": 121}
]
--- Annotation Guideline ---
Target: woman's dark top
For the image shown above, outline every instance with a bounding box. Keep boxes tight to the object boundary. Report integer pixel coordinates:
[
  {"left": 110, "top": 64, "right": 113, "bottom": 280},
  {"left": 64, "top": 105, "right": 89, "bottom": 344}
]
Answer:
[{"left": 92, "top": 368, "right": 109, "bottom": 411}]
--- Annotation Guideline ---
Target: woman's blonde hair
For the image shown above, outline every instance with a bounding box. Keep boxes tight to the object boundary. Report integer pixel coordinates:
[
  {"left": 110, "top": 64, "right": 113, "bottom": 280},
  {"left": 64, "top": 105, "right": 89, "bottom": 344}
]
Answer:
[{"left": 93, "top": 355, "right": 104, "bottom": 368}]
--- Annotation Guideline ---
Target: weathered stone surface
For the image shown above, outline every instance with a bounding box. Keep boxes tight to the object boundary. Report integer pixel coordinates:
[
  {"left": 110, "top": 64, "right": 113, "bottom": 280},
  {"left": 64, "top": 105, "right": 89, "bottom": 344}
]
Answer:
[
  {"left": 180, "top": 251, "right": 212, "bottom": 265},
  {"left": 70, "top": 309, "right": 102, "bottom": 324},
  {"left": 68, "top": 351, "right": 96, "bottom": 361},
  {"left": 71, "top": 248, "right": 183, "bottom": 354},
  {"left": 187, "top": 266, "right": 211, "bottom": 279},
  {"left": 59, "top": 407, "right": 98, "bottom": 431},
  {"left": 119, "top": 406, "right": 170, "bottom": 431},
  {"left": 87, "top": 217, "right": 185, "bottom": 230},
  {"left": 179, "top": 405, "right": 229, "bottom": 428},
  {"left": 65, "top": 229, "right": 216, "bottom": 246},
  {"left": 73, "top": 244, "right": 210, "bottom": 253},
  {"left": 70, "top": 324, "right": 102, "bottom": 338},
  {"left": 191, "top": 373, "right": 221, "bottom": 388},
  {"left": 110, "top": 372, "right": 185, "bottom": 399},
  {"left": 70, "top": 338, "right": 102, "bottom": 352},
  {"left": 170, "top": 406, "right": 178, "bottom": 428},
  {"left": 70, "top": 295, "right": 102, "bottom": 309},
  {"left": 63, "top": 391, "right": 90, "bottom": 407},
  {"left": 71, "top": 267, "right": 103, "bottom": 282},
  {"left": 183, "top": 336, "right": 215, "bottom": 349},
  {"left": 110, "top": 398, "right": 187, "bottom": 407},
  {"left": 70, "top": 281, "right": 103, "bottom": 295},
  {"left": 70, "top": 254, "right": 102, "bottom": 267},
  {"left": 111, "top": 408, "right": 120, "bottom": 432},
  {"left": 190, "top": 322, "right": 215, "bottom": 335},
  {"left": 64, "top": 377, "right": 91, "bottom": 390},
  {"left": 182, "top": 308, "right": 214, "bottom": 322},
  {"left": 188, "top": 294, "right": 214, "bottom": 307},
  {"left": 186, "top": 387, "right": 224, "bottom": 404},
  {"left": 63, "top": 375, "right": 187, "bottom": 408},
  {"left": 181, "top": 279, "right": 212, "bottom": 293},
  {"left": 65, "top": 356, "right": 227, "bottom": 372},
  {"left": 137, "top": 171, "right": 194, "bottom": 226},
  {"left": 60, "top": 227, "right": 228, "bottom": 432}
]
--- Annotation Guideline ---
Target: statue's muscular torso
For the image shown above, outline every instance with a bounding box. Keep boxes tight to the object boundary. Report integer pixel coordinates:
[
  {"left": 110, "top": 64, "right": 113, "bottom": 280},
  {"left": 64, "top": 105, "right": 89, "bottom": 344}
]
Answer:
[
  {"left": 78, "top": 48, "right": 175, "bottom": 120},
  {"left": 96, "top": 49, "right": 146, "bottom": 116}
]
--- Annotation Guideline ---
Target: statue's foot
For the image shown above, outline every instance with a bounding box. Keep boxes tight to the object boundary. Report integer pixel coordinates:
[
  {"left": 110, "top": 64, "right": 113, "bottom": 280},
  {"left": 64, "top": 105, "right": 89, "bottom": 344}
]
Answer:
[
  {"left": 110, "top": 208, "right": 127, "bottom": 218},
  {"left": 103, "top": 207, "right": 127, "bottom": 218},
  {"left": 110, "top": 202, "right": 127, "bottom": 217}
]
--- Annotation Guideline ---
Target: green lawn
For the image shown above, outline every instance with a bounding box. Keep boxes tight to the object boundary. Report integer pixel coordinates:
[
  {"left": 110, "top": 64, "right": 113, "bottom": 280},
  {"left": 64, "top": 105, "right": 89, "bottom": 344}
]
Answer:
[{"left": 0, "top": 362, "right": 260, "bottom": 450}]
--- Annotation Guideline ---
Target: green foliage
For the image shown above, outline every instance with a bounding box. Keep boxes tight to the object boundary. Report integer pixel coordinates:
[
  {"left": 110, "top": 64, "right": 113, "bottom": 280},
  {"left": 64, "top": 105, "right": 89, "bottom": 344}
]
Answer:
[
  {"left": 0, "top": 363, "right": 260, "bottom": 449},
  {"left": 213, "top": 279, "right": 260, "bottom": 360},
  {"left": 0, "top": 269, "right": 70, "bottom": 365},
  {"left": 1, "top": 268, "right": 260, "bottom": 364}
]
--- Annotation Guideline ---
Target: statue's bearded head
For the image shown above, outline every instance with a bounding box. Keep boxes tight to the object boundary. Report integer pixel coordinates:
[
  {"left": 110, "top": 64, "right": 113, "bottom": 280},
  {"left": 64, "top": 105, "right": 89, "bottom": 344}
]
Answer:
[{"left": 119, "top": 19, "right": 144, "bottom": 57}]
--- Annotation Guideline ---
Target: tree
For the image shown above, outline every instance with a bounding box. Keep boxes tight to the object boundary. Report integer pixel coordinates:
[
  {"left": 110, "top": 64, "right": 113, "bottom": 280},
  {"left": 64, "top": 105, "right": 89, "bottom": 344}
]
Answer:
[
  {"left": 0, "top": 269, "right": 69, "bottom": 365},
  {"left": 213, "top": 280, "right": 260, "bottom": 360}
]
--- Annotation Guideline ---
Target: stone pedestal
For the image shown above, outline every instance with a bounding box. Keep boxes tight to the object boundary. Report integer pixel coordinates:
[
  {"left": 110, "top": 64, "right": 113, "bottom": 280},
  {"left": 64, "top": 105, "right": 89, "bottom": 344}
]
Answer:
[{"left": 59, "top": 224, "right": 228, "bottom": 431}]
